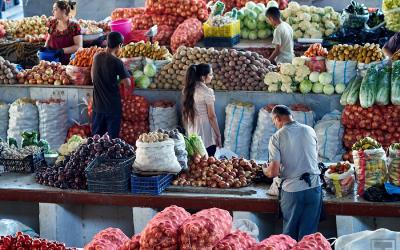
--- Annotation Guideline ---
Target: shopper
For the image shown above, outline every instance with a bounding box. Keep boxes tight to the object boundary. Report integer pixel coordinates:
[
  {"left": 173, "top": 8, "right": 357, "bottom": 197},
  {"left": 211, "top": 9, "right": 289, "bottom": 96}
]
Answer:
[
  {"left": 182, "top": 64, "right": 222, "bottom": 156},
  {"left": 45, "top": 0, "right": 82, "bottom": 64},
  {"left": 265, "top": 7, "right": 294, "bottom": 64},
  {"left": 91, "top": 31, "right": 131, "bottom": 139},
  {"left": 383, "top": 32, "right": 400, "bottom": 58},
  {"left": 263, "top": 105, "right": 322, "bottom": 241}
]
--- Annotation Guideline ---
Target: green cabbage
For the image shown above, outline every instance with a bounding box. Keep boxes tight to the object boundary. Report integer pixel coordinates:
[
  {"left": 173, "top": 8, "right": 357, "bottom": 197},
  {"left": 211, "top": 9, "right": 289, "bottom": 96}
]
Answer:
[
  {"left": 144, "top": 63, "right": 157, "bottom": 77},
  {"left": 249, "top": 31, "right": 258, "bottom": 40},
  {"left": 245, "top": 18, "right": 257, "bottom": 30},
  {"left": 133, "top": 70, "right": 144, "bottom": 79},
  {"left": 136, "top": 75, "right": 151, "bottom": 89},
  {"left": 312, "top": 82, "right": 324, "bottom": 93},
  {"left": 300, "top": 79, "right": 313, "bottom": 94},
  {"left": 245, "top": 1, "right": 257, "bottom": 10},
  {"left": 241, "top": 28, "right": 249, "bottom": 39},
  {"left": 257, "top": 20, "right": 267, "bottom": 29},
  {"left": 323, "top": 84, "right": 335, "bottom": 95},
  {"left": 257, "top": 29, "right": 270, "bottom": 39},
  {"left": 253, "top": 5, "right": 263, "bottom": 15},
  {"left": 258, "top": 14, "right": 267, "bottom": 22},
  {"left": 335, "top": 83, "right": 346, "bottom": 94},
  {"left": 244, "top": 9, "right": 257, "bottom": 19}
]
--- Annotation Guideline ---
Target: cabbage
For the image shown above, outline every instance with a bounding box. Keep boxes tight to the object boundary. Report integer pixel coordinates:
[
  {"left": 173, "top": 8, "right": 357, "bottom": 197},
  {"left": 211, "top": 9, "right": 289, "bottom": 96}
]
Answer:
[
  {"left": 258, "top": 14, "right": 267, "bottom": 22},
  {"left": 319, "top": 72, "right": 332, "bottom": 85},
  {"left": 335, "top": 83, "right": 346, "bottom": 94},
  {"left": 241, "top": 28, "right": 249, "bottom": 39},
  {"left": 300, "top": 79, "right": 313, "bottom": 94},
  {"left": 245, "top": 1, "right": 257, "bottom": 10},
  {"left": 253, "top": 5, "right": 263, "bottom": 15},
  {"left": 133, "top": 70, "right": 144, "bottom": 79},
  {"left": 257, "top": 20, "right": 268, "bottom": 29},
  {"left": 258, "top": 29, "right": 271, "bottom": 39},
  {"left": 257, "top": 3, "right": 266, "bottom": 11},
  {"left": 238, "top": 9, "right": 245, "bottom": 20},
  {"left": 249, "top": 31, "right": 258, "bottom": 40},
  {"left": 266, "top": 0, "right": 279, "bottom": 10},
  {"left": 312, "top": 82, "right": 324, "bottom": 93},
  {"left": 309, "top": 71, "right": 320, "bottom": 83},
  {"left": 144, "top": 63, "right": 157, "bottom": 77},
  {"left": 136, "top": 75, "right": 151, "bottom": 89},
  {"left": 245, "top": 18, "right": 257, "bottom": 30},
  {"left": 323, "top": 84, "right": 335, "bottom": 95},
  {"left": 244, "top": 9, "right": 257, "bottom": 19}
]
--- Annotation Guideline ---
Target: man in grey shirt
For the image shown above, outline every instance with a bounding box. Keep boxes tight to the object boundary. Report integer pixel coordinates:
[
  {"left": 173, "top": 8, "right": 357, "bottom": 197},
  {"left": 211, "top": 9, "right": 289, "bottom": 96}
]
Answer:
[{"left": 263, "top": 105, "right": 322, "bottom": 241}]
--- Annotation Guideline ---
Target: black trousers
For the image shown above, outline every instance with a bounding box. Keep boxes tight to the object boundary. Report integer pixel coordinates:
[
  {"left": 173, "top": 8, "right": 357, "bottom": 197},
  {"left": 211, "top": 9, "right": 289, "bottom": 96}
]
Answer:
[
  {"left": 206, "top": 145, "right": 217, "bottom": 156},
  {"left": 92, "top": 111, "right": 122, "bottom": 139}
]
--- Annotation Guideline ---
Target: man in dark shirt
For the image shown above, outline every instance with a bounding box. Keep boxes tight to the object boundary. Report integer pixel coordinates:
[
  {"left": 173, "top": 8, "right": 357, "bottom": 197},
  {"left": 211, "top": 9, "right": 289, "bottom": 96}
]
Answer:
[
  {"left": 383, "top": 32, "right": 400, "bottom": 58},
  {"left": 91, "top": 31, "right": 131, "bottom": 139}
]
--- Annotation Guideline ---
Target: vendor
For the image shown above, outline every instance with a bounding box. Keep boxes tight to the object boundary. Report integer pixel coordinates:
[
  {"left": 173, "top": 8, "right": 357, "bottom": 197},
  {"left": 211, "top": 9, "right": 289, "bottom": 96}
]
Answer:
[
  {"left": 91, "top": 31, "right": 131, "bottom": 139},
  {"left": 182, "top": 64, "right": 222, "bottom": 156},
  {"left": 265, "top": 7, "right": 294, "bottom": 64},
  {"left": 263, "top": 105, "right": 322, "bottom": 241},
  {"left": 45, "top": 0, "right": 82, "bottom": 65},
  {"left": 383, "top": 32, "right": 400, "bottom": 58}
]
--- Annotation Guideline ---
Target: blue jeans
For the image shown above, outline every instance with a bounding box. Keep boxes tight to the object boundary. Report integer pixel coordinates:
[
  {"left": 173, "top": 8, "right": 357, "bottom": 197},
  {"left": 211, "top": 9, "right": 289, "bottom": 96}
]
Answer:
[
  {"left": 281, "top": 186, "right": 322, "bottom": 241},
  {"left": 92, "top": 111, "right": 122, "bottom": 139}
]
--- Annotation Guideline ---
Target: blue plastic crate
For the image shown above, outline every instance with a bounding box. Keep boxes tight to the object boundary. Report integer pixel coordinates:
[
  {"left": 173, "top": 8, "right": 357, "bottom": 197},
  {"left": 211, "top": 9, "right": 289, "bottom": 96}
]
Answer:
[
  {"left": 203, "top": 35, "right": 240, "bottom": 47},
  {"left": 131, "top": 174, "right": 174, "bottom": 195}
]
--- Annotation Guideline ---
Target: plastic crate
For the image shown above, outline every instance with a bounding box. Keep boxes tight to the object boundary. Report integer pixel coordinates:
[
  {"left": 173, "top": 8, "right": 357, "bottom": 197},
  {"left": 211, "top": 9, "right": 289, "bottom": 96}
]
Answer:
[
  {"left": 0, "top": 151, "right": 45, "bottom": 173},
  {"left": 87, "top": 178, "right": 130, "bottom": 193},
  {"left": 203, "top": 35, "right": 240, "bottom": 47},
  {"left": 131, "top": 173, "right": 173, "bottom": 195},
  {"left": 203, "top": 21, "right": 240, "bottom": 38},
  {"left": 85, "top": 156, "right": 135, "bottom": 182}
]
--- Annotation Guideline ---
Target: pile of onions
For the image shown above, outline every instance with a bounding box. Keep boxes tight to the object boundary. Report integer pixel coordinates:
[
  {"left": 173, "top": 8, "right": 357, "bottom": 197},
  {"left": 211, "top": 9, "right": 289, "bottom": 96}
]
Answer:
[
  {"left": 170, "top": 18, "right": 203, "bottom": 52},
  {"left": 214, "top": 231, "right": 257, "bottom": 250},
  {"left": 146, "top": 0, "right": 208, "bottom": 21},
  {"left": 111, "top": 7, "right": 146, "bottom": 20},
  {"left": 152, "top": 15, "right": 185, "bottom": 29},
  {"left": 153, "top": 25, "right": 175, "bottom": 45},
  {"left": 131, "top": 14, "right": 154, "bottom": 30},
  {"left": 17, "top": 61, "right": 71, "bottom": 85},
  {"left": 172, "top": 154, "right": 262, "bottom": 188}
]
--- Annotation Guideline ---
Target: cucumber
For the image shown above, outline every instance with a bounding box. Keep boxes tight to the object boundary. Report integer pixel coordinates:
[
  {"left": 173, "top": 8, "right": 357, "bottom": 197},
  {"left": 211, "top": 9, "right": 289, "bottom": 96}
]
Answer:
[
  {"left": 391, "top": 61, "right": 400, "bottom": 105},
  {"left": 375, "top": 65, "right": 391, "bottom": 105},
  {"left": 340, "top": 76, "right": 356, "bottom": 106},
  {"left": 346, "top": 75, "right": 363, "bottom": 105}
]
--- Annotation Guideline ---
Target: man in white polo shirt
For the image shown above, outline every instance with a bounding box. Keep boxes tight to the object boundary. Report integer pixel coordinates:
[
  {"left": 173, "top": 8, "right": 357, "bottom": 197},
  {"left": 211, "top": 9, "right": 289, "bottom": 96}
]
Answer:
[{"left": 263, "top": 105, "right": 322, "bottom": 241}]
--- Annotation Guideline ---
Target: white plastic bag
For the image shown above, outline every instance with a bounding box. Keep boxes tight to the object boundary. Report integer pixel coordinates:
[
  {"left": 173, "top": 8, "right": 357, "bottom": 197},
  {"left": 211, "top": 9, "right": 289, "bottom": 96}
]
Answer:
[
  {"left": 233, "top": 219, "right": 259, "bottom": 242},
  {"left": 7, "top": 101, "right": 39, "bottom": 148},
  {"left": 134, "top": 139, "right": 181, "bottom": 173},
  {"left": 149, "top": 105, "right": 178, "bottom": 131},
  {"left": 215, "top": 147, "right": 238, "bottom": 160},
  {"left": 121, "top": 57, "right": 143, "bottom": 71},
  {"left": 174, "top": 133, "right": 188, "bottom": 170},
  {"left": 335, "top": 228, "right": 400, "bottom": 250},
  {"left": 224, "top": 103, "right": 255, "bottom": 159},
  {"left": 291, "top": 110, "right": 315, "bottom": 127},
  {"left": 266, "top": 177, "right": 281, "bottom": 196},
  {"left": 250, "top": 108, "right": 276, "bottom": 161},
  {"left": 0, "top": 103, "right": 9, "bottom": 140},
  {"left": 326, "top": 59, "right": 358, "bottom": 85},
  {"left": 314, "top": 110, "right": 345, "bottom": 162},
  {"left": 0, "top": 219, "right": 38, "bottom": 237},
  {"left": 388, "top": 146, "right": 400, "bottom": 186},
  {"left": 37, "top": 101, "right": 68, "bottom": 151}
]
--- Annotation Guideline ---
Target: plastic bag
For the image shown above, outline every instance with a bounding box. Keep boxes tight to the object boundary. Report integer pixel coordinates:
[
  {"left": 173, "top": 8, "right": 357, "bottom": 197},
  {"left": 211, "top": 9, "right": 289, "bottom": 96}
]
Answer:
[
  {"left": 0, "top": 219, "right": 38, "bottom": 238},
  {"left": 335, "top": 228, "right": 400, "bottom": 250},
  {"left": 357, "top": 61, "right": 383, "bottom": 77},
  {"left": 144, "top": 58, "right": 171, "bottom": 72},
  {"left": 326, "top": 59, "right": 358, "bottom": 85},
  {"left": 250, "top": 108, "right": 276, "bottom": 161},
  {"left": 7, "top": 101, "right": 39, "bottom": 148},
  {"left": 291, "top": 110, "right": 315, "bottom": 128},
  {"left": 266, "top": 177, "right": 281, "bottom": 196},
  {"left": 388, "top": 145, "right": 400, "bottom": 186},
  {"left": 134, "top": 139, "right": 181, "bottom": 173},
  {"left": 233, "top": 219, "right": 259, "bottom": 242},
  {"left": 324, "top": 166, "right": 355, "bottom": 198},
  {"left": 314, "top": 110, "right": 345, "bottom": 163},
  {"left": 121, "top": 57, "right": 143, "bottom": 72},
  {"left": 149, "top": 105, "right": 178, "bottom": 131},
  {"left": 352, "top": 148, "right": 387, "bottom": 196},
  {"left": 66, "top": 65, "right": 91, "bottom": 85},
  {"left": 37, "top": 101, "right": 68, "bottom": 151},
  {"left": 0, "top": 103, "right": 9, "bottom": 140},
  {"left": 173, "top": 133, "right": 188, "bottom": 170},
  {"left": 215, "top": 147, "right": 238, "bottom": 160},
  {"left": 224, "top": 102, "right": 255, "bottom": 159}
]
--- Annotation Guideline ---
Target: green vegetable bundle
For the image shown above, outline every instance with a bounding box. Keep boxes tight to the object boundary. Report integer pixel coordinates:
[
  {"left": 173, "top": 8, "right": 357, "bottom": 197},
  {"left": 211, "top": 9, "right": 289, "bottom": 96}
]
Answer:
[
  {"left": 391, "top": 60, "right": 400, "bottom": 105},
  {"left": 359, "top": 66, "right": 379, "bottom": 108},
  {"left": 185, "top": 134, "right": 207, "bottom": 158},
  {"left": 375, "top": 65, "right": 391, "bottom": 105}
]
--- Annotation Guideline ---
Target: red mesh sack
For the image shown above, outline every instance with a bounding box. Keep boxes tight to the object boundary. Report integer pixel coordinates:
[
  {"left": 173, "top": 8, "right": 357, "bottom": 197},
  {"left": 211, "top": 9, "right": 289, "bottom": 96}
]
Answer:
[
  {"left": 251, "top": 234, "right": 297, "bottom": 250},
  {"left": 180, "top": 208, "right": 232, "bottom": 250},
  {"left": 119, "top": 120, "right": 149, "bottom": 145},
  {"left": 153, "top": 25, "right": 175, "bottom": 45},
  {"left": 214, "top": 231, "right": 257, "bottom": 250},
  {"left": 146, "top": 0, "right": 208, "bottom": 21},
  {"left": 120, "top": 234, "right": 141, "bottom": 250},
  {"left": 84, "top": 228, "right": 129, "bottom": 250},
  {"left": 151, "top": 15, "right": 185, "bottom": 29},
  {"left": 131, "top": 14, "right": 154, "bottom": 30},
  {"left": 291, "top": 233, "right": 332, "bottom": 250},
  {"left": 139, "top": 205, "right": 190, "bottom": 250},
  {"left": 170, "top": 18, "right": 203, "bottom": 52},
  {"left": 111, "top": 7, "right": 146, "bottom": 20},
  {"left": 121, "top": 95, "right": 149, "bottom": 122}
]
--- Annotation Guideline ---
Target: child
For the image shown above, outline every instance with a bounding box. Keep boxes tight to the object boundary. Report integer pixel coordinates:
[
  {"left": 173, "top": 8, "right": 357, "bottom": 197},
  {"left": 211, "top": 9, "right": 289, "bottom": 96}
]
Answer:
[{"left": 266, "top": 7, "right": 294, "bottom": 64}]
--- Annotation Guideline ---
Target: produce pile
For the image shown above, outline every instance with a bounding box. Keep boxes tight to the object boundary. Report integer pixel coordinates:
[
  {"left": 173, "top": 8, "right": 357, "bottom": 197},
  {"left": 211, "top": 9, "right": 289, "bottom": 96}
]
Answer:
[
  {"left": 327, "top": 43, "right": 384, "bottom": 64},
  {"left": 66, "top": 123, "right": 91, "bottom": 140},
  {"left": 35, "top": 134, "right": 135, "bottom": 189},
  {"left": 84, "top": 205, "right": 333, "bottom": 250},
  {"left": 238, "top": 1, "right": 273, "bottom": 40},
  {"left": 0, "top": 142, "right": 42, "bottom": 161},
  {"left": 120, "top": 95, "right": 150, "bottom": 145},
  {"left": 69, "top": 46, "right": 105, "bottom": 67},
  {"left": 170, "top": 18, "right": 204, "bottom": 52},
  {"left": 236, "top": 0, "right": 288, "bottom": 9},
  {"left": 304, "top": 43, "right": 328, "bottom": 58},
  {"left": 57, "top": 135, "right": 86, "bottom": 161},
  {"left": 382, "top": 0, "right": 400, "bottom": 32},
  {"left": 118, "top": 41, "right": 171, "bottom": 60},
  {"left": 155, "top": 46, "right": 271, "bottom": 90},
  {"left": 138, "top": 131, "right": 170, "bottom": 143},
  {"left": 17, "top": 61, "right": 71, "bottom": 85},
  {"left": 77, "top": 19, "right": 107, "bottom": 35},
  {"left": 172, "top": 155, "right": 262, "bottom": 188},
  {"left": 0, "top": 56, "right": 18, "bottom": 85},
  {"left": 342, "top": 1, "right": 369, "bottom": 29},
  {"left": 0, "top": 232, "right": 71, "bottom": 250},
  {"left": 0, "top": 16, "right": 48, "bottom": 41},
  {"left": 145, "top": 0, "right": 208, "bottom": 21},
  {"left": 342, "top": 105, "right": 400, "bottom": 161},
  {"left": 111, "top": 7, "right": 146, "bottom": 20},
  {"left": 281, "top": 1, "right": 340, "bottom": 39}
]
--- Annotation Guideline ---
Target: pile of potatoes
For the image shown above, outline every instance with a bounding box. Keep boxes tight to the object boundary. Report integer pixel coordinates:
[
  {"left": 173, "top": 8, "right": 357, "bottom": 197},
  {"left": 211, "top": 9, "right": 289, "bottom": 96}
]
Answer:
[
  {"left": 0, "top": 56, "right": 18, "bottom": 84},
  {"left": 154, "top": 46, "right": 271, "bottom": 91},
  {"left": 327, "top": 43, "right": 384, "bottom": 64}
]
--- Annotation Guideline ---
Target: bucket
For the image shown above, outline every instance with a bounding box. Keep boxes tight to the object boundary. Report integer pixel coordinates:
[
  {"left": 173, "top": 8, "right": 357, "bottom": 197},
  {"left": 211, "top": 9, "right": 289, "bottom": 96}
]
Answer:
[
  {"left": 110, "top": 19, "right": 132, "bottom": 38},
  {"left": 37, "top": 50, "right": 60, "bottom": 62}
]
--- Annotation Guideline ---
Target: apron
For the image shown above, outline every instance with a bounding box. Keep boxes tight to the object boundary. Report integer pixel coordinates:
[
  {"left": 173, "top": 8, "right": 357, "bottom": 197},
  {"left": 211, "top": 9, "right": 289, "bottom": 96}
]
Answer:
[{"left": 277, "top": 173, "right": 326, "bottom": 221}]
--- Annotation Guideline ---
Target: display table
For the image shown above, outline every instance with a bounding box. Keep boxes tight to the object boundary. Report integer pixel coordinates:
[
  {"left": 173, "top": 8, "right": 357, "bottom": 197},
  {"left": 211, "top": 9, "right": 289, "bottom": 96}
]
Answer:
[{"left": 0, "top": 39, "right": 43, "bottom": 67}]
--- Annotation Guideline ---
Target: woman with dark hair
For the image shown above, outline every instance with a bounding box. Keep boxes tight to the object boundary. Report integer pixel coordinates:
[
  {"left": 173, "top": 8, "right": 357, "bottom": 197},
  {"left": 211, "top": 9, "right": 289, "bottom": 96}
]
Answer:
[
  {"left": 182, "top": 63, "right": 221, "bottom": 156},
  {"left": 45, "top": 0, "right": 82, "bottom": 64}
]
